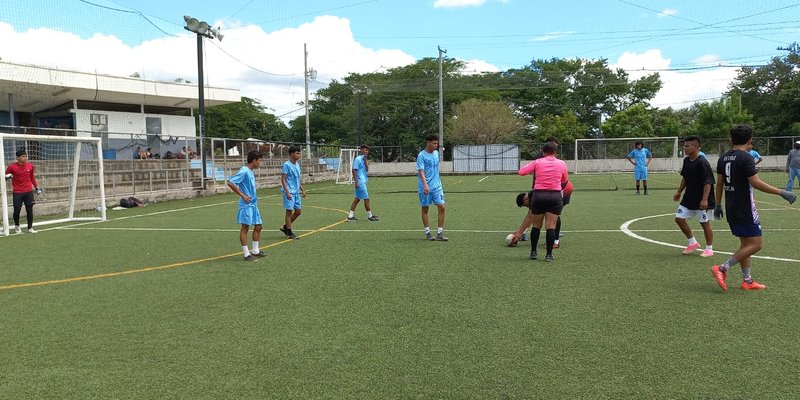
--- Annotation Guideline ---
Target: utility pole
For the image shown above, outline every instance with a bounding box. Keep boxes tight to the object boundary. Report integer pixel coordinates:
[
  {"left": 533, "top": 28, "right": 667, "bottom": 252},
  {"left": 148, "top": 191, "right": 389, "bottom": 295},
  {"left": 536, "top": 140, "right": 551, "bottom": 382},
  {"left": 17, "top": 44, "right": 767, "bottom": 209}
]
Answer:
[
  {"left": 438, "top": 46, "right": 447, "bottom": 162},
  {"left": 304, "top": 43, "right": 316, "bottom": 160}
]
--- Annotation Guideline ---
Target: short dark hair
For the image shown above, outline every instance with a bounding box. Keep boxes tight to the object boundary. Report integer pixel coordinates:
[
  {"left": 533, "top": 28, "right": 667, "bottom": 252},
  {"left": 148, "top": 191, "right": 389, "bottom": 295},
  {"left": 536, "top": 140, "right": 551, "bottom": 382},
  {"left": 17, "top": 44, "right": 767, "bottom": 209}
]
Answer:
[
  {"left": 541, "top": 142, "right": 557, "bottom": 155},
  {"left": 15, "top": 149, "right": 27, "bottom": 157},
  {"left": 425, "top": 134, "right": 439, "bottom": 142},
  {"left": 730, "top": 124, "right": 753, "bottom": 145},
  {"left": 516, "top": 193, "right": 526, "bottom": 208},
  {"left": 288, "top": 145, "right": 301, "bottom": 154},
  {"left": 247, "top": 150, "right": 262, "bottom": 164},
  {"left": 634, "top": 140, "right": 643, "bottom": 147},
  {"left": 545, "top": 136, "right": 561, "bottom": 146},
  {"left": 684, "top": 135, "right": 701, "bottom": 145},
  {"left": 359, "top": 144, "right": 369, "bottom": 150}
]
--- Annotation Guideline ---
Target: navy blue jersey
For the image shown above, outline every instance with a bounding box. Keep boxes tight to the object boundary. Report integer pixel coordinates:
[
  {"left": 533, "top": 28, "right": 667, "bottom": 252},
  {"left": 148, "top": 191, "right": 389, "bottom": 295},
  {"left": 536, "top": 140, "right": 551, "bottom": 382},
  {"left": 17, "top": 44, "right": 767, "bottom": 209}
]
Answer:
[{"left": 716, "top": 149, "right": 759, "bottom": 224}]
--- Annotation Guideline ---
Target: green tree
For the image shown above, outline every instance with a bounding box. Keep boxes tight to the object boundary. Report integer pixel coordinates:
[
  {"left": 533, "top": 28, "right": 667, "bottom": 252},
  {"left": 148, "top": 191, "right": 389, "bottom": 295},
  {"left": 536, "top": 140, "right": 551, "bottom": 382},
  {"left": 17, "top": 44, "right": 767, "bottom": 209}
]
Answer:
[
  {"left": 446, "top": 99, "right": 523, "bottom": 144},
  {"left": 531, "top": 112, "right": 588, "bottom": 144},
  {"left": 204, "top": 97, "right": 288, "bottom": 141},
  {"left": 691, "top": 97, "right": 753, "bottom": 138},
  {"left": 601, "top": 103, "right": 655, "bottom": 138}
]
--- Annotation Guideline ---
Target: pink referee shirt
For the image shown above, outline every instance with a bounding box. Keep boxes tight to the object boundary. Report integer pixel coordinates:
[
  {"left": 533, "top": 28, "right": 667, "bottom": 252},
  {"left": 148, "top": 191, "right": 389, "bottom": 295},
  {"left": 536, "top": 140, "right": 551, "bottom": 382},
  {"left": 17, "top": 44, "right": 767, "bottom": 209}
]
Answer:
[{"left": 518, "top": 155, "right": 568, "bottom": 191}]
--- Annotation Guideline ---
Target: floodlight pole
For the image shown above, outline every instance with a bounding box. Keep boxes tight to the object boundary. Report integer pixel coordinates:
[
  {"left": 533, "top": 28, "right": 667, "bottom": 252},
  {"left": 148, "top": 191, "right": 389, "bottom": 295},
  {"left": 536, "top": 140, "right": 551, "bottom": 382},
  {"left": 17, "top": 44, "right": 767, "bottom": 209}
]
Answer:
[
  {"left": 438, "top": 46, "right": 446, "bottom": 162},
  {"left": 196, "top": 33, "right": 208, "bottom": 184},
  {"left": 304, "top": 43, "right": 311, "bottom": 159}
]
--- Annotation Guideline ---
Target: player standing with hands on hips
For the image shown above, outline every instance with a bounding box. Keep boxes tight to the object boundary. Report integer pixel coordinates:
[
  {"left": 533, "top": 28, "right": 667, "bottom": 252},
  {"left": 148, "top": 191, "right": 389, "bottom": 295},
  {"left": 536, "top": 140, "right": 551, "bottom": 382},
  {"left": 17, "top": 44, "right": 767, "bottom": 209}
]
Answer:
[
  {"left": 226, "top": 151, "right": 267, "bottom": 261},
  {"left": 5, "top": 149, "right": 42, "bottom": 234},
  {"left": 627, "top": 140, "right": 652, "bottom": 195},
  {"left": 711, "top": 125, "right": 797, "bottom": 291}
]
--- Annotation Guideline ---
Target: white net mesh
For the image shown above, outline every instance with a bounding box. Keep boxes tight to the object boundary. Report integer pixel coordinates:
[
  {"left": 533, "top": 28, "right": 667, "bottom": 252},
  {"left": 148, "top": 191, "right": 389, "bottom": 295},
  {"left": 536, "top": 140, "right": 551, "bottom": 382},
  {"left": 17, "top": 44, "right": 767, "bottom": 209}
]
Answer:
[
  {"left": 1, "top": 133, "right": 106, "bottom": 236},
  {"left": 335, "top": 148, "right": 358, "bottom": 184},
  {"left": 574, "top": 137, "right": 680, "bottom": 173}
]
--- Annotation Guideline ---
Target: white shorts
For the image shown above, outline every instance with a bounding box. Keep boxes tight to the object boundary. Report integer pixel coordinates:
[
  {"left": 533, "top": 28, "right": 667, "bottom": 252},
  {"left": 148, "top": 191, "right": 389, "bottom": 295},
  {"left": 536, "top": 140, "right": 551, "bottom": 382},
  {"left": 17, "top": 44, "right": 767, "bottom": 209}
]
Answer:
[{"left": 675, "top": 205, "right": 714, "bottom": 223}]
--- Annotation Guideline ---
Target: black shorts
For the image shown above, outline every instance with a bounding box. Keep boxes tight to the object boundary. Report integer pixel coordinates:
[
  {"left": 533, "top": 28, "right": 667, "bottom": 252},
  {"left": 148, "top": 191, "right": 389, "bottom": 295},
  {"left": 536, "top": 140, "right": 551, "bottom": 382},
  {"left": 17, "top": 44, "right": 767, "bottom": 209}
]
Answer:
[
  {"left": 530, "top": 190, "right": 563, "bottom": 215},
  {"left": 13, "top": 191, "right": 35, "bottom": 208}
]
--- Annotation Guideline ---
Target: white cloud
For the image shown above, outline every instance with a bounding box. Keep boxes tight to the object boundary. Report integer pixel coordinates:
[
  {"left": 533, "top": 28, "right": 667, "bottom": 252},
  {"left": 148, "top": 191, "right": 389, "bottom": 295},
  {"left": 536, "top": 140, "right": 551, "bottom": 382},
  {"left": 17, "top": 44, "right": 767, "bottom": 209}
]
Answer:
[
  {"left": 0, "top": 17, "right": 416, "bottom": 121},
  {"left": 533, "top": 31, "right": 576, "bottom": 42},
  {"left": 611, "top": 49, "right": 738, "bottom": 109},
  {"left": 659, "top": 8, "right": 678, "bottom": 17},
  {"left": 460, "top": 59, "right": 501, "bottom": 74},
  {"left": 691, "top": 54, "right": 721, "bottom": 66},
  {"left": 433, "top": 0, "right": 488, "bottom": 9}
]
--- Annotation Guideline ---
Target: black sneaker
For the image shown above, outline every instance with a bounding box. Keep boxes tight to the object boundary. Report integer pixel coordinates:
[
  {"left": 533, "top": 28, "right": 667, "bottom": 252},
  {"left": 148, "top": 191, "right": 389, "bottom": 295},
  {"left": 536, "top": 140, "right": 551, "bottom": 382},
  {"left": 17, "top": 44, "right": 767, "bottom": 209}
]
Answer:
[
  {"left": 347, "top": 216, "right": 358, "bottom": 222},
  {"left": 243, "top": 255, "right": 258, "bottom": 262},
  {"left": 425, "top": 232, "right": 435, "bottom": 241},
  {"left": 545, "top": 254, "right": 555, "bottom": 262},
  {"left": 288, "top": 233, "right": 300, "bottom": 240},
  {"left": 644, "top": 191, "right": 649, "bottom": 195},
  {"left": 279, "top": 225, "right": 290, "bottom": 236},
  {"left": 530, "top": 250, "right": 538, "bottom": 260},
  {"left": 252, "top": 251, "right": 268, "bottom": 258},
  {"left": 367, "top": 215, "right": 379, "bottom": 221}
]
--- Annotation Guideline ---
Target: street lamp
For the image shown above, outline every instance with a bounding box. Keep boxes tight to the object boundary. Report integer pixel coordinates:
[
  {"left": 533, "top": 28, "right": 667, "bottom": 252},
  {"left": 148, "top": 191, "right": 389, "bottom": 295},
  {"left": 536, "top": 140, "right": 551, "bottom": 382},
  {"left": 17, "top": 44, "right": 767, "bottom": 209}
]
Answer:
[
  {"left": 184, "top": 15, "right": 223, "bottom": 186},
  {"left": 352, "top": 86, "right": 371, "bottom": 145},
  {"left": 304, "top": 43, "right": 317, "bottom": 160}
]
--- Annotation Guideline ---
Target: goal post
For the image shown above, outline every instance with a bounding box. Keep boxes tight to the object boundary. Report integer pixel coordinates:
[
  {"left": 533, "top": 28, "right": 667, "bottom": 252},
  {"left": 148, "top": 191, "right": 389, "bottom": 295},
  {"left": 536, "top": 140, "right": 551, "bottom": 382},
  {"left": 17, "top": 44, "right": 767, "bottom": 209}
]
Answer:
[
  {"left": 573, "top": 137, "right": 680, "bottom": 174},
  {"left": 1, "top": 133, "right": 107, "bottom": 236},
  {"left": 335, "top": 148, "right": 359, "bottom": 185}
]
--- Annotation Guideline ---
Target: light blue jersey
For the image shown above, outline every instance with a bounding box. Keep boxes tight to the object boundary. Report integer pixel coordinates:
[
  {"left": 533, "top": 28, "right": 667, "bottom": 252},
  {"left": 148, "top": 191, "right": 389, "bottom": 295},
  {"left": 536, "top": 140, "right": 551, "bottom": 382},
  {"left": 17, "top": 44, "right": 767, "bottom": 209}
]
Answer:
[
  {"left": 748, "top": 149, "right": 762, "bottom": 161},
  {"left": 416, "top": 149, "right": 442, "bottom": 193},
  {"left": 353, "top": 155, "right": 368, "bottom": 186},
  {"left": 228, "top": 166, "right": 262, "bottom": 225},
  {"left": 281, "top": 160, "right": 301, "bottom": 194},
  {"left": 228, "top": 166, "right": 257, "bottom": 207},
  {"left": 628, "top": 148, "right": 652, "bottom": 170}
]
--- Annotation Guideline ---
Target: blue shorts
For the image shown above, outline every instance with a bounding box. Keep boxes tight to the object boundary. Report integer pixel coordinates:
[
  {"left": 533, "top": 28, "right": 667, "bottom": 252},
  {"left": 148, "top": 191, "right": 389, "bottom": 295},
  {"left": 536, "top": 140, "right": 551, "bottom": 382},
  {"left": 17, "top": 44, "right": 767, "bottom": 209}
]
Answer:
[
  {"left": 634, "top": 169, "right": 648, "bottom": 180},
  {"left": 355, "top": 184, "right": 369, "bottom": 200},
  {"left": 237, "top": 204, "right": 263, "bottom": 226},
  {"left": 730, "top": 223, "right": 762, "bottom": 238},
  {"left": 419, "top": 188, "right": 445, "bottom": 206},
  {"left": 283, "top": 192, "right": 302, "bottom": 210}
]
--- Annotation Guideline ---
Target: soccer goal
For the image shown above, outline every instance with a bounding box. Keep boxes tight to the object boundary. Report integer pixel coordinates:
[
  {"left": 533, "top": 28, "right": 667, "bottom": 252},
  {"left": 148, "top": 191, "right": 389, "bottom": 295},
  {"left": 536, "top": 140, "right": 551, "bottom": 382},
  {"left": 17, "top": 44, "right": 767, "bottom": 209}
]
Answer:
[
  {"left": 573, "top": 137, "right": 680, "bottom": 174},
  {"left": 1, "top": 133, "right": 107, "bottom": 236},
  {"left": 335, "top": 148, "right": 359, "bottom": 184}
]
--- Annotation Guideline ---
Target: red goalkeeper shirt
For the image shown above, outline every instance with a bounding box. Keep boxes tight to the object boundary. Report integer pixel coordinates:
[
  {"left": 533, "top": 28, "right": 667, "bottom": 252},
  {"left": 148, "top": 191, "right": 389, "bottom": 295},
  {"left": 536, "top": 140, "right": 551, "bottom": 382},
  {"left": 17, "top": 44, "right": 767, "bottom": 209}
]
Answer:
[{"left": 5, "top": 162, "right": 38, "bottom": 193}]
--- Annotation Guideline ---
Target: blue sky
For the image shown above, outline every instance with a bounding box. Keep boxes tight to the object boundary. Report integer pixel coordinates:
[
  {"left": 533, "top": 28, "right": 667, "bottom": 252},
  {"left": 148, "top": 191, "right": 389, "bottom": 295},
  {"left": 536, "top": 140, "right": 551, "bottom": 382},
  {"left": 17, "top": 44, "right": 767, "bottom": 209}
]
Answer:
[{"left": 3, "top": 0, "right": 800, "bottom": 119}]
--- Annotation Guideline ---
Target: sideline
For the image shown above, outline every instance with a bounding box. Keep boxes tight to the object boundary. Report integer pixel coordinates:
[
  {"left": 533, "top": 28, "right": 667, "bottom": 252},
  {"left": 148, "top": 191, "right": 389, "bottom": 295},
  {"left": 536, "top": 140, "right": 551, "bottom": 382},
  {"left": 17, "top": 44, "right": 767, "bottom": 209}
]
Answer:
[
  {"left": 620, "top": 213, "right": 800, "bottom": 263},
  {"left": 0, "top": 205, "right": 348, "bottom": 291}
]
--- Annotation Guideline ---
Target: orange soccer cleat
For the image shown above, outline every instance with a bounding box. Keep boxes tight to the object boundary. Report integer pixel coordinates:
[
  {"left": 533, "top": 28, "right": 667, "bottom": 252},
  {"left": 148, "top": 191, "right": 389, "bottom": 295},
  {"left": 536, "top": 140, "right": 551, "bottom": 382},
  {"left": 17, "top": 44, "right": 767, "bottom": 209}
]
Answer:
[
  {"left": 740, "top": 280, "right": 767, "bottom": 291},
  {"left": 711, "top": 265, "right": 728, "bottom": 291}
]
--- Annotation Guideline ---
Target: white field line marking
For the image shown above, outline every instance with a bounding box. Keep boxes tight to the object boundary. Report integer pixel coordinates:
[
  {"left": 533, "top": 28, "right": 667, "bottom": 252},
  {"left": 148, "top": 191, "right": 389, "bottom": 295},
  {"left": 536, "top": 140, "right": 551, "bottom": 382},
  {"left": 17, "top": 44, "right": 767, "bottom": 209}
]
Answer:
[
  {"left": 620, "top": 213, "right": 800, "bottom": 263},
  {"left": 478, "top": 176, "right": 489, "bottom": 183}
]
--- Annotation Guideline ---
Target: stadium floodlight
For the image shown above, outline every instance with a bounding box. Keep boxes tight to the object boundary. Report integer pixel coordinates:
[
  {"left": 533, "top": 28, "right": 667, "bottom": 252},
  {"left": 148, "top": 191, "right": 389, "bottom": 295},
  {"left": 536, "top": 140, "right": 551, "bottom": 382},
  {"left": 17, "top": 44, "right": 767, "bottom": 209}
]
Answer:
[{"left": 183, "top": 14, "right": 223, "bottom": 187}]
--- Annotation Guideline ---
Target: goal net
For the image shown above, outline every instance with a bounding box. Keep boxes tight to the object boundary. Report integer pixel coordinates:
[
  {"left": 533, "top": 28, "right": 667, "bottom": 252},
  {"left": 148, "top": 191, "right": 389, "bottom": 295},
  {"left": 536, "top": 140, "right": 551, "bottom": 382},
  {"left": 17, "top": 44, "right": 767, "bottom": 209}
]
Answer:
[
  {"left": 574, "top": 137, "right": 680, "bottom": 173},
  {"left": 335, "top": 148, "right": 359, "bottom": 184},
  {"left": 1, "top": 133, "right": 107, "bottom": 236}
]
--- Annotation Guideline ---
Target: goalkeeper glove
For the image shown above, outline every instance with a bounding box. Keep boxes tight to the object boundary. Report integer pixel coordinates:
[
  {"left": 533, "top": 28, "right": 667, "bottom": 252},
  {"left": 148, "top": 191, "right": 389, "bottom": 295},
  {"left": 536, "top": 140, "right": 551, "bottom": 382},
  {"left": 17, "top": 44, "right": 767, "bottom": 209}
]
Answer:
[
  {"left": 35, "top": 188, "right": 43, "bottom": 196},
  {"left": 4, "top": 173, "right": 11, "bottom": 180},
  {"left": 780, "top": 190, "right": 797, "bottom": 204},
  {"left": 713, "top": 205, "right": 723, "bottom": 220}
]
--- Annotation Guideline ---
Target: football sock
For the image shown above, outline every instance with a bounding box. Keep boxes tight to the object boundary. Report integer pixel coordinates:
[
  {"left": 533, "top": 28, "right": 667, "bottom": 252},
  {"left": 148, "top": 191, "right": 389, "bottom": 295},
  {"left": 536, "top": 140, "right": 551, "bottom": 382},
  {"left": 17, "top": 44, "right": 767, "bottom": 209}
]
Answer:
[
  {"left": 424, "top": 227, "right": 431, "bottom": 234},
  {"left": 367, "top": 211, "right": 373, "bottom": 218},
  {"left": 348, "top": 211, "right": 354, "bottom": 218},
  {"left": 545, "top": 229, "right": 556, "bottom": 255},
  {"left": 636, "top": 184, "right": 640, "bottom": 192},
  {"left": 253, "top": 241, "right": 260, "bottom": 254},
  {"left": 437, "top": 227, "right": 443, "bottom": 234},
  {"left": 242, "top": 246, "right": 251, "bottom": 257},
  {"left": 719, "top": 257, "right": 739, "bottom": 273},
  {"left": 742, "top": 268, "right": 752, "bottom": 282},
  {"left": 555, "top": 217, "right": 562, "bottom": 238},
  {"left": 705, "top": 245, "right": 713, "bottom": 251},
  {"left": 530, "top": 227, "right": 541, "bottom": 251},
  {"left": 688, "top": 237, "right": 698, "bottom": 245}
]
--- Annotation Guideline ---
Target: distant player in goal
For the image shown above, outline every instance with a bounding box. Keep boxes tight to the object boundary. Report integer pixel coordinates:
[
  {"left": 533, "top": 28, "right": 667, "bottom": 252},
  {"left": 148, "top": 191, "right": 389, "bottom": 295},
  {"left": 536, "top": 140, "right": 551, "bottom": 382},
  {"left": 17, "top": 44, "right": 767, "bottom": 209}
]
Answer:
[
  {"left": 626, "top": 140, "right": 652, "bottom": 195},
  {"left": 4, "top": 149, "right": 42, "bottom": 234},
  {"left": 347, "top": 145, "right": 379, "bottom": 222}
]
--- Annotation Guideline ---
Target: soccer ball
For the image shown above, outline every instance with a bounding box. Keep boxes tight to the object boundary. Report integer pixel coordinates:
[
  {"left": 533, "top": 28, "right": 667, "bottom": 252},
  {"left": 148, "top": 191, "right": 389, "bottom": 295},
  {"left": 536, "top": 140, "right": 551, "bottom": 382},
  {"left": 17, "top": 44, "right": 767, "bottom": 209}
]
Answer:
[{"left": 505, "top": 233, "right": 518, "bottom": 247}]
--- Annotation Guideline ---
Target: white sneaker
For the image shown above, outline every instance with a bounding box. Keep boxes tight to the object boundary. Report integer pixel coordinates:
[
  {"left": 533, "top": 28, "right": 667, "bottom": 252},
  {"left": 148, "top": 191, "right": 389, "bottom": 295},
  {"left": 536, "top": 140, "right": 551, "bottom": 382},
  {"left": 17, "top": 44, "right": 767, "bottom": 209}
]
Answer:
[
  {"left": 14, "top": 226, "right": 22, "bottom": 234},
  {"left": 27, "top": 228, "right": 38, "bottom": 234}
]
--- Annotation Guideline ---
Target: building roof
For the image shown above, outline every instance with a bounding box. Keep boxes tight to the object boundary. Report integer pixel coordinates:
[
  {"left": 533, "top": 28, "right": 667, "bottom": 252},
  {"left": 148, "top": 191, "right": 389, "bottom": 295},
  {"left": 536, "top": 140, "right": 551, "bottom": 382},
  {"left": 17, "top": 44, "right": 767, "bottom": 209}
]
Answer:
[{"left": 0, "top": 60, "right": 240, "bottom": 113}]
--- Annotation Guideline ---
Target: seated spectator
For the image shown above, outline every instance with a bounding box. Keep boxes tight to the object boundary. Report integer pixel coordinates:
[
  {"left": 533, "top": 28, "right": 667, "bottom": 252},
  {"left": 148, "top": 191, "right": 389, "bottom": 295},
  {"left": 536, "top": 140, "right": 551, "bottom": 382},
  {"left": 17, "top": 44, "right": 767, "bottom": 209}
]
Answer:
[
  {"left": 163, "top": 151, "right": 174, "bottom": 159},
  {"left": 134, "top": 146, "right": 142, "bottom": 159}
]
